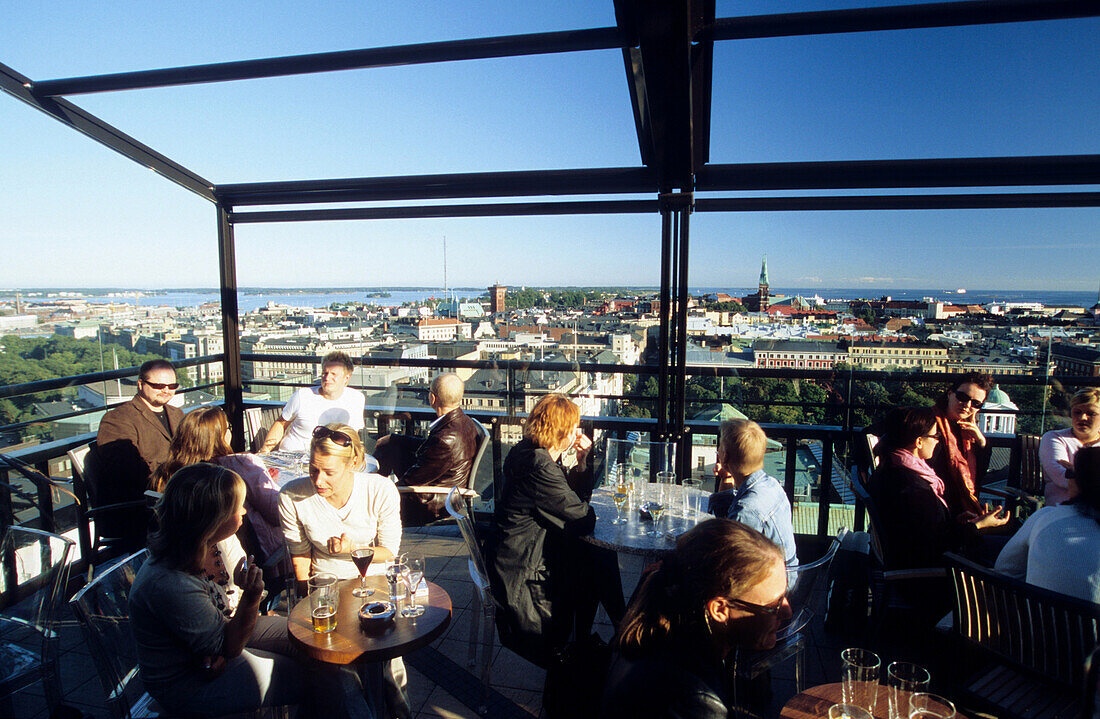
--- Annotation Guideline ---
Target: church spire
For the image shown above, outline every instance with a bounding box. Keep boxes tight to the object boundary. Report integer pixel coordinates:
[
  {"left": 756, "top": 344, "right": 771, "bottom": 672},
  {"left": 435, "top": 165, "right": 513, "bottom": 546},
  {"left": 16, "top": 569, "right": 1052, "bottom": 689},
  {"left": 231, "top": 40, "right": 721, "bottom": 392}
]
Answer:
[{"left": 759, "top": 255, "right": 770, "bottom": 287}]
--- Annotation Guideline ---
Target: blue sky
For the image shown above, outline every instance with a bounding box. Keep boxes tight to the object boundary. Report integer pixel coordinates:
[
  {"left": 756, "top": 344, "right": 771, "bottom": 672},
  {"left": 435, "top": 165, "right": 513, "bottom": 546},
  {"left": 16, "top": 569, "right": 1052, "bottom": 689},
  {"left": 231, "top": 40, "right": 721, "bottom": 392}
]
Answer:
[{"left": 2, "top": 1, "right": 1098, "bottom": 291}]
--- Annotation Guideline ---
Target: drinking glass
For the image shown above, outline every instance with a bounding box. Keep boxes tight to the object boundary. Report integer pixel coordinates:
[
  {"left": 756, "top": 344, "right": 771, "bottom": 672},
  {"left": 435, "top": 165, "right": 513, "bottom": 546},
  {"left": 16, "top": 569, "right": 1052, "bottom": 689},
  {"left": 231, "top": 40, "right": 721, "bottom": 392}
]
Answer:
[
  {"left": 829, "top": 705, "right": 872, "bottom": 719},
  {"left": 401, "top": 553, "right": 426, "bottom": 618},
  {"left": 646, "top": 471, "right": 674, "bottom": 537},
  {"left": 909, "top": 693, "right": 955, "bottom": 719},
  {"left": 630, "top": 469, "right": 646, "bottom": 513},
  {"left": 386, "top": 554, "right": 406, "bottom": 604},
  {"left": 841, "top": 648, "right": 881, "bottom": 713},
  {"left": 351, "top": 540, "right": 376, "bottom": 597},
  {"left": 682, "top": 478, "right": 703, "bottom": 518},
  {"left": 887, "top": 662, "right": 931, "bottom": 719},
  {"left": 612, "top": 465, "right": 630, "bottom": 524},
  {"left": 307, "top": 572, "right": 338, "bottom": 633}
]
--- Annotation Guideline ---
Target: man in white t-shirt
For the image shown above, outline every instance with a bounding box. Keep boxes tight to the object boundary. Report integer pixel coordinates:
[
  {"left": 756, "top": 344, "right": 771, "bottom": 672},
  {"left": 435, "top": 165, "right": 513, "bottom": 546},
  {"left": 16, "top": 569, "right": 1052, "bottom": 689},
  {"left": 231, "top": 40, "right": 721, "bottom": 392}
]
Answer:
[{"left": 260, "top": 351, "right": 366, "bottom": 453}]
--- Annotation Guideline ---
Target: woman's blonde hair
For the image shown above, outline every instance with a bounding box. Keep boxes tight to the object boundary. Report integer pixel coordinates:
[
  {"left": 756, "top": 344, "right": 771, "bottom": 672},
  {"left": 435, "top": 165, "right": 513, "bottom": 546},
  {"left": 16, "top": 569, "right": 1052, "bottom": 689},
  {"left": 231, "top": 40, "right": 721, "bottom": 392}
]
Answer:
[
  {"left": 523, "top": 394, "right": 579, "bottom": 450},
  {"left": 310, "top": 423, "right": 365, "bottom": 469},
  {"left": 148, "top": 463, "right": 244, "bottom": 571},
  {"left": 151, "top": 406, "right": 232, "bottom": 490}
]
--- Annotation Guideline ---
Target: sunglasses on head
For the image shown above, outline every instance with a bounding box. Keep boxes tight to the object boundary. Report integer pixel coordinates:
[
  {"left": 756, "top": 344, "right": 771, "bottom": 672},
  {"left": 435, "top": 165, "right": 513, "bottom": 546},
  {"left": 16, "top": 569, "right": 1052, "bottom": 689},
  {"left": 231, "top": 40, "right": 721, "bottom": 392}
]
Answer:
[
  {"left": 141, "top": 380, "right": 179, "bottom": 390},
  {"left": 953, "top": 390, "right": 984, "bottom": 410},
  {"left": 312, "top": 425, "right": 354, "bottom": 447}
]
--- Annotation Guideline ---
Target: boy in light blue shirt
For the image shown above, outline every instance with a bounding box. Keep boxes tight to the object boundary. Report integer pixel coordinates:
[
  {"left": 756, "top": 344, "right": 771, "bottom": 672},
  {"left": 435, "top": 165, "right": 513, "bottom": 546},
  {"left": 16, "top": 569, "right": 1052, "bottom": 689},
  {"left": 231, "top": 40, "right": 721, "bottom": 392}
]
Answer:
[{"left": 712, "top": 419, "right": 799, "bottom": 569}]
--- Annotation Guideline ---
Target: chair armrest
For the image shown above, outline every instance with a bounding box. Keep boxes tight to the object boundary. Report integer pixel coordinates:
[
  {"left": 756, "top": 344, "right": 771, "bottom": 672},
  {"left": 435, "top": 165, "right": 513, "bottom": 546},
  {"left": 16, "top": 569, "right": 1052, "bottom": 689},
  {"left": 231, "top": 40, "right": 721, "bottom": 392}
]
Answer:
[
  {"left": 398, "top": 486, "right": 478, "bottom": 498},
  {"left": 1002, "top": 487, "right": 1041, "bottom": 505},
  {"left": 84, "top": 499, "right": 152, "bottom": 518},
  {"left": 883, "top": 567, "right": 946, "bottom": 582}
]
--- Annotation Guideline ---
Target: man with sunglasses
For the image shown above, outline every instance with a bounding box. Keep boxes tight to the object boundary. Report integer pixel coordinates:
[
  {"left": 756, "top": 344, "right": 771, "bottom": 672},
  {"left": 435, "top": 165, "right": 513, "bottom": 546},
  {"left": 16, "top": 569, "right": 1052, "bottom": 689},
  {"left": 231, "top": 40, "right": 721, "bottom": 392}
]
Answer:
[{"left": 96, "top": 359, "right": 184, "bottom": 548}]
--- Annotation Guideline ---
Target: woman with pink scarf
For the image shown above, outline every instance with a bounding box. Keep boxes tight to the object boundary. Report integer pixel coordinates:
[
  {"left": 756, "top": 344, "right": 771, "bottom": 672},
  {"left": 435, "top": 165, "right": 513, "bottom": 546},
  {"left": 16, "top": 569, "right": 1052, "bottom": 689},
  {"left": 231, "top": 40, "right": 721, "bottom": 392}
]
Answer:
[{"left": 869, "top": 407, "right": 1009, "bottom": 570}]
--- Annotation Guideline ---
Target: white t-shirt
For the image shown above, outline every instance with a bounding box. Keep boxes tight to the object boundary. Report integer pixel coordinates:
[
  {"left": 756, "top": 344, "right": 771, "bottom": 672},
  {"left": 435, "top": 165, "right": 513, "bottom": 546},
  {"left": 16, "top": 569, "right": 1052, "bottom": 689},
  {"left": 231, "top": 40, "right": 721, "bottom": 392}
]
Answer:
[
  {"left": 278, "top": 386, "right": 366, "bottom": 453},
  {"left": 278, "top": 471, "right": 401, "bottom": 579}
]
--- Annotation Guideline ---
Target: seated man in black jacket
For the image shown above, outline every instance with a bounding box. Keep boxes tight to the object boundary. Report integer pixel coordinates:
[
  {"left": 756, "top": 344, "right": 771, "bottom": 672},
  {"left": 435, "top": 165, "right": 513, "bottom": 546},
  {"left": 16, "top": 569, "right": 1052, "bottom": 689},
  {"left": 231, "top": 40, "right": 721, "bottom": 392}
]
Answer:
[{"left": 373, "top": 372, "right": 480, "bottom": 525}]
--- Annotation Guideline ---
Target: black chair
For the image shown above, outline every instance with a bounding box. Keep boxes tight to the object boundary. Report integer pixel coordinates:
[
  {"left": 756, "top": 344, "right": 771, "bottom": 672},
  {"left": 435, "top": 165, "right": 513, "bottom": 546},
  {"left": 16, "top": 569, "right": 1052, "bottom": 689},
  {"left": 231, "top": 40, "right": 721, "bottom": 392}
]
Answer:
[
  {"left": 945, "top": 552, "right": 1100, "bottom": 719},
  {"left": 66, "top": 442, "right": 150, "bottom": 572}
]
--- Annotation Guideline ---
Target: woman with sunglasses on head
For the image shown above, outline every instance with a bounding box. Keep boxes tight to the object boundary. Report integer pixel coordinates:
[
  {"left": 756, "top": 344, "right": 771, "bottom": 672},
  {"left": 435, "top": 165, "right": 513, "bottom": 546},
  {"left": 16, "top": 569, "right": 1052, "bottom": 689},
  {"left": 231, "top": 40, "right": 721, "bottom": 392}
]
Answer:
[
  {"left": 278, "top": 423, "right": 406, "bottom": 718},
  {"left": 870, "top": 407, "right": 1009, "bottom": 572},
  {"left": 1039, "top": 388, "right": 1100, "bottom": 506},
  {"left": 129, "top": 463, "right": 372, "bottom": 718},
  {"left": 929, "top": 372, "right": 997, "bottom": 516},
  {"left": 602, "top": 519, "right": 789, "bottom": 719}
]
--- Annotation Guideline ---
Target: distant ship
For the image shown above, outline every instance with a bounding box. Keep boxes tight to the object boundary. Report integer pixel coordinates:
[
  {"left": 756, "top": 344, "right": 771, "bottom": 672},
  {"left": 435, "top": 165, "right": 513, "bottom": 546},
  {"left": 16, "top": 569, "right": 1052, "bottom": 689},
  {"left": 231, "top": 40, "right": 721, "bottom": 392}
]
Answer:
[{"left": 956, "top": 288, "right": 967, "bottom": 294}]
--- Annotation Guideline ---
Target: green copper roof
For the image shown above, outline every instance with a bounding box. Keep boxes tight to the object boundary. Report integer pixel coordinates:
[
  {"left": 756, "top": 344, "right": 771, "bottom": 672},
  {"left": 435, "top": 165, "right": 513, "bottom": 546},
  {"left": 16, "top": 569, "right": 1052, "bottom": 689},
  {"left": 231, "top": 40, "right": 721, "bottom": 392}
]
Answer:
[{"left": 759, "top": 254, "right": 769, "bottom": 286}]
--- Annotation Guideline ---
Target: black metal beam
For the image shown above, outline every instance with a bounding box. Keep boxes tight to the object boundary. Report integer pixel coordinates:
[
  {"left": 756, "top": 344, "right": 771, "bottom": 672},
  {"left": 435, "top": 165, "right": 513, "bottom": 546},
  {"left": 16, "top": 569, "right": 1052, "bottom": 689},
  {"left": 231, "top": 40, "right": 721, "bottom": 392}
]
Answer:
[
  {"left": 694, "top": 192, "right": 1100, "bottom": 211},
  {"left": 217, "top": 205, "right": 245, "bottom": 452},
  {"left": 31, "top": 28, "right": 625, "bottom": 96},
  {"left": 229, "top": 199, "right": 659, "bottom": 223},
  {"left": 0, "top": 62, "right": 215, "bottom": 202},
  {"left": 705, "top": 0, "right": 1100, "bottom": 42},
  {"left": 696, "top": 155, "right": 1100, "bottom": 191},
  {"left": 216, "top": 166, "right": 657, "bottom": 206}
]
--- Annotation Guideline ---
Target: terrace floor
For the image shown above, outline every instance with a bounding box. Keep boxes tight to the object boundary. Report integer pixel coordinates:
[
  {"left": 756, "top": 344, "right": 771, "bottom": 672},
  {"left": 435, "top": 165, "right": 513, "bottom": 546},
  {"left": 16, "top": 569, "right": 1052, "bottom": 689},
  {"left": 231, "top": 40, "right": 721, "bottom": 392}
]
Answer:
[{"left": 8, "top": 527, "right": 852, "bottom": 719}]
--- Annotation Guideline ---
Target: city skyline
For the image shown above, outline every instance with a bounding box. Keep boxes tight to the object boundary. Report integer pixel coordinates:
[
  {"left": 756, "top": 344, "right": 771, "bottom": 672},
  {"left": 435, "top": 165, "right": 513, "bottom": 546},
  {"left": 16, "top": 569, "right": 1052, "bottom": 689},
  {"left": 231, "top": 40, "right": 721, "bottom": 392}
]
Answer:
[{"left": 3, "top": 2, "right": 1099, "bottom": 291}]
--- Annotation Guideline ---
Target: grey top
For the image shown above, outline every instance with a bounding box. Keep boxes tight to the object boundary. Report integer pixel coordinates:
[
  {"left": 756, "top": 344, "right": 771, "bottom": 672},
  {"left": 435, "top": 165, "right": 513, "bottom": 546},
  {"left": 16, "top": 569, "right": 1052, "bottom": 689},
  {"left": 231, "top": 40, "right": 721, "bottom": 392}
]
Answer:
[{"left": 129, "top": 559, "right": 226, "bottom": 701}]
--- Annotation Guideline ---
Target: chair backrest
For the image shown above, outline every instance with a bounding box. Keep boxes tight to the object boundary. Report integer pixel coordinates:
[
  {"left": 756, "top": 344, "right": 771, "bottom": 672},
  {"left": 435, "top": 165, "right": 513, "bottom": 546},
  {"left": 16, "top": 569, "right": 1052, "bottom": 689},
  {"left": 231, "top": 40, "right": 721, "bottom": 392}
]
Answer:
[
  {"left": 945, "top": 552, "right": 1100, "bottom": 691},
  {"left": 465, "top": 418, "right": 491, "bottom": 493},
  {"left": 69, "top": 549, "right": 149, "bottom": 719},
  {"left": 865, "top": 433, "right": 880, "bottom": 471},
  {"left": 1016, "top": 433, "right": 1044, "bottom": 497},
  {"left": 849, "top": 469, "right": 888, "bottom": 566},
  {"left": 67, "top": 441, "right": 100, "bottom": 506},
  {"left": 444, "top": 487, "right": 492, "bottom": 599},
  {"left": 0, "top": 526, "right": 75, "bottom": 660},
  {"left": 789, "top": 527, "right": 848, "bottom": 610}
]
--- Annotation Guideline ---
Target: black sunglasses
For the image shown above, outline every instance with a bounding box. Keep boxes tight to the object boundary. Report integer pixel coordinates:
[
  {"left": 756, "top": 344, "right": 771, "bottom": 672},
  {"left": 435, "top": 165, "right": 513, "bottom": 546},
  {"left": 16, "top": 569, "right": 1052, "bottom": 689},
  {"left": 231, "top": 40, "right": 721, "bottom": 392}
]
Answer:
[
  {"left": 312, "top": 425, "right": 354, "bottom": 447},
  {"left": 726, "top": 592, "right": 788, "bottom": 617},
  {"left": 141, "top": 380, "right": 179, "bottom": 390},
  {"left": 953, "top": 390, "right": 984, "bottom": 410}
]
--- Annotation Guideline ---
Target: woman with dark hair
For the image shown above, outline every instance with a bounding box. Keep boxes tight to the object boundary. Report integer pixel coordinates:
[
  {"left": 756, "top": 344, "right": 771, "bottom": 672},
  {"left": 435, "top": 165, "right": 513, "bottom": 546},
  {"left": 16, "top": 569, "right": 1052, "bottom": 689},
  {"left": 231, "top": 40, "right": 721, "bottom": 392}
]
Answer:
[
  {"left": 486, "top": 393, "right": 606, "bottom": 666},
  {"left": 601, "top": 519, "right": 790, "bottom": 719},
  {"left": 870, "top": 407, "right": 1008, "bottom": 570},
  {"left": 128, "top": 463, "right": 371, "bottom": 718},
  {"left": 929, "top": 372, "right": 995, "bottom": 515},
  {"left": 995, "top": 446, "right": 1100, "bottom": 603}
]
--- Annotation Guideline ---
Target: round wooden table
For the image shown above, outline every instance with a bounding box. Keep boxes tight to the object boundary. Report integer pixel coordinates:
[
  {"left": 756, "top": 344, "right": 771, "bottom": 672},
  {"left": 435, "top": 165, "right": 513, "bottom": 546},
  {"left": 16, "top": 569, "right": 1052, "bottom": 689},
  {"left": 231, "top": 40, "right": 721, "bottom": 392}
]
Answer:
[
  {"left": 780, "top": 682, "right": 967, "bottom": 719},
  {"left": 584, "top": 486, "right": 711, "bottom": 556},
  {"left": 289, "top": 575, "right": 452, "bottom": 664}
]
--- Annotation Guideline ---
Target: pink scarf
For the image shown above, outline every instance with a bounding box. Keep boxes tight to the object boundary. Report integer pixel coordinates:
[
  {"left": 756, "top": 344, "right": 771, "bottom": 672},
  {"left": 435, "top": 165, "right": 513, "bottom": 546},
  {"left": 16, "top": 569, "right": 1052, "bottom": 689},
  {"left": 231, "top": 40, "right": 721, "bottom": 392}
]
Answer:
[{"left": 889, "top": 449, "right": 949, "bottom": 509}]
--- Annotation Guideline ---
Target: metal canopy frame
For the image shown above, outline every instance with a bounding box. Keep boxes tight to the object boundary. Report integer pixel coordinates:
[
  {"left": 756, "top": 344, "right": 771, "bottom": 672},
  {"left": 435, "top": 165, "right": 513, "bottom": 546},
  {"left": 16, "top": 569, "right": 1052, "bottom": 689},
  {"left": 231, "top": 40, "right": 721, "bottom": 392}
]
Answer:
[{"left": 4, "top": 0, "right": 1100, "bottom": 471}]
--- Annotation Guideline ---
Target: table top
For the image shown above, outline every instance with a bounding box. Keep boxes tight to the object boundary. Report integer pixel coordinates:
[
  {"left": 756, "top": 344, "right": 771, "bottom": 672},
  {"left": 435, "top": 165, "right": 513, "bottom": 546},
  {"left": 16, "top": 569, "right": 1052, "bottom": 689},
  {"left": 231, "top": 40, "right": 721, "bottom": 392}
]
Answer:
[
  {"left": 780, "top": 682, "right": 967, "bottom": 719},
  {"left": 288, "top": 576, "right": 452, "bottom": 664},
  {"left": 584, "top": 486, "right": 712, "bottom": 556}
]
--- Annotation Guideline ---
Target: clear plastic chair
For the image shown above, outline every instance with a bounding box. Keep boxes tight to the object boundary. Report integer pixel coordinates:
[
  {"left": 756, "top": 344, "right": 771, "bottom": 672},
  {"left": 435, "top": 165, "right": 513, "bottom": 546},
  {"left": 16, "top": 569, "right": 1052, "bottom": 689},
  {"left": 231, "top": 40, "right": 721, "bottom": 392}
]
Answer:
[
  {"left": 0, "top": 526, "right": 75, "bottom": 716},
  {"left": 445, "top": 486, "right": 497, "bottom": 715},
  {"left": 734, "top": 527, "right": 849, "bottom": 694},
  {"left": 69, "top": 549, "right": 156, "bottom": 719}
]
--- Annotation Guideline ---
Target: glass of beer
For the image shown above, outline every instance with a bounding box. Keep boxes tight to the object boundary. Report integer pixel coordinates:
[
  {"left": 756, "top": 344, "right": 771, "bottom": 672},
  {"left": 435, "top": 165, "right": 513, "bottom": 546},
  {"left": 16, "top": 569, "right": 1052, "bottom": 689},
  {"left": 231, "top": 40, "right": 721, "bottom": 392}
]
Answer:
[{"left": 308, "top": 572, "right": 338, "bottom": 633}]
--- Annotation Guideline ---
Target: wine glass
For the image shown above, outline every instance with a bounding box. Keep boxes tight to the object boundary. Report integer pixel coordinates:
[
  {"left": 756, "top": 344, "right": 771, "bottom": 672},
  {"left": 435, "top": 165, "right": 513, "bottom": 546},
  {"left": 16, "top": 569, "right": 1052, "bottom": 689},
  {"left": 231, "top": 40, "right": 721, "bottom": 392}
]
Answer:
[
  {"left": 612, "top": 465, "right": 630, "bottom": 524},
  {"left": 351, "top": 540, "right": 375, "bottom": 597},
  {"left": 401, "top": 553, "right": 426, "bottom": 618}
]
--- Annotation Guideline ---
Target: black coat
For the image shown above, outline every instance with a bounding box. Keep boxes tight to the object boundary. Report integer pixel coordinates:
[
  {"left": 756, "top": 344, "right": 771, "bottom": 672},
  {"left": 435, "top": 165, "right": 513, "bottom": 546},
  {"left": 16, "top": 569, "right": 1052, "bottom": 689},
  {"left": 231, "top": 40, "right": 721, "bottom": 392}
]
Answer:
[
  {"left": 485, "top": 438, "right": 595, "bottom": 667},
  {"left": 602, "top": 650, "right": 729, "bottom": 719},
  {"left": 869, "top": 455, "right": 977, "bottom": 569}
]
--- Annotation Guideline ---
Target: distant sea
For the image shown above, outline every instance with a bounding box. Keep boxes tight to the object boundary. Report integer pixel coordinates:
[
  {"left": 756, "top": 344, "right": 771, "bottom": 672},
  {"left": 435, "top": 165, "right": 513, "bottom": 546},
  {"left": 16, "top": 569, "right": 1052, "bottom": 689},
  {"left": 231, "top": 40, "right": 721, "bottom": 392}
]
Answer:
[{"left": 69, "top": 286, "right": 1097, "bottom": 312}]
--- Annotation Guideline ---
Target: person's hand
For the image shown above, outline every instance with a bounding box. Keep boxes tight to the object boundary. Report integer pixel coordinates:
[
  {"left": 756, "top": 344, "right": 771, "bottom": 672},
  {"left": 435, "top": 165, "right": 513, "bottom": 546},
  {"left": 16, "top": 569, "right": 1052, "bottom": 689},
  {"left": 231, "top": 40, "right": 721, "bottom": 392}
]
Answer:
[
  {"left": 956, "top": 419, "right": 986, "bottom": 447},
  {"left": 972, "top": 504, "right": 1011, "bottom": 530},
  {"left": 199, "top": 654, "right": 227, "bottom": 679},
  {"left": 1057, "top": 458, "right": 1074, "bottom": 470},
  {"left": 233, "top": 555, "right": 264, "bottom": 602},
  {"left": 327, "top": 533, "right": 352, "bottom": 555},
  {"left": 572, "top": 430, "right": 592, "bottom": 462}
]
